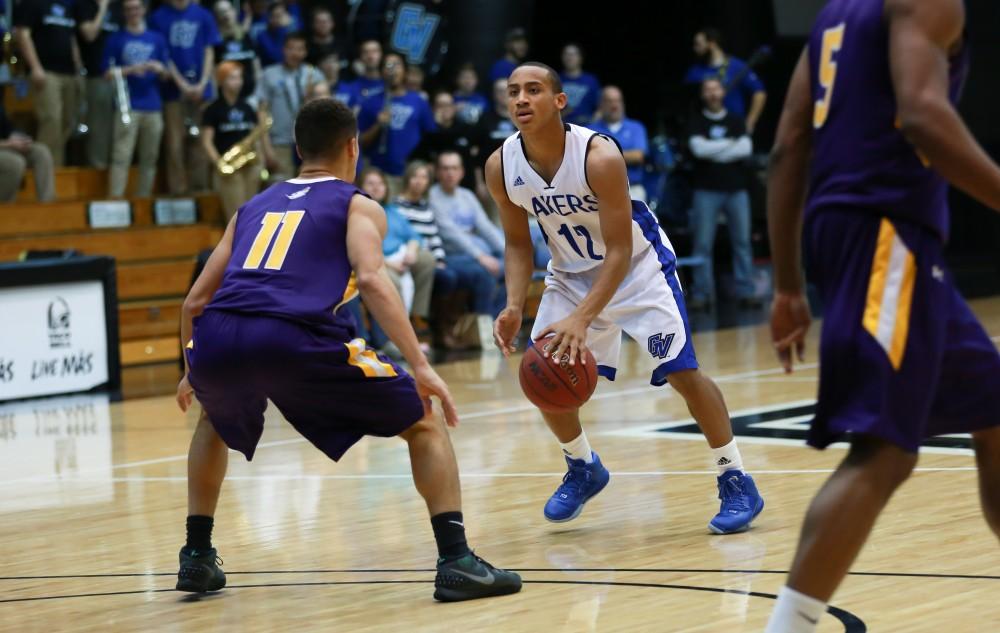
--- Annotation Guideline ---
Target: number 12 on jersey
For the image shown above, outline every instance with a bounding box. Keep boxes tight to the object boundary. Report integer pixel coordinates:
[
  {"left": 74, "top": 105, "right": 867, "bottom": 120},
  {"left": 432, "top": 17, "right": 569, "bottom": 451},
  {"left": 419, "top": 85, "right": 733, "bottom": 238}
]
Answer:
[
  {"left": 243, "top": 210, "right": 306, "bottom": 270},
  {"left": 556, "top": 223, "right": 603, "bottom": 261}
]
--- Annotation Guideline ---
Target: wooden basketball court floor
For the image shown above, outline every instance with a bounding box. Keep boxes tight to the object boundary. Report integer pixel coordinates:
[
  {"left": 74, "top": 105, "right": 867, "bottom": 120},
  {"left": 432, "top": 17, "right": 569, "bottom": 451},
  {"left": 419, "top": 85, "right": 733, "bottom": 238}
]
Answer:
[{"left": 2, "top": 298, "right": 999, "bottom": 633}]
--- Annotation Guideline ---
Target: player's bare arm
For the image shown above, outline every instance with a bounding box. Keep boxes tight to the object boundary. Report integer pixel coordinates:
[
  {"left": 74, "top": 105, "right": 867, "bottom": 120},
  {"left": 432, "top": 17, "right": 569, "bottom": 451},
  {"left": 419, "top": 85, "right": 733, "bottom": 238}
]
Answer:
[
  {"left": 177, "top": 214, "right": 238, "bottom": 411},
  {"left": 767, "top": 48, "right": 813, "bottom": 373},
  {"left": 888, "top": 0, "right": 1000, "bottom": 212},
  {"left": 486, "top": 148, "right": 534, "bottom": 357},
  {"left": 540, "top": 136, "right": 633, "bottom": 365},
  {"left": 347, "top": 194, "right": 459, "bottom": 427}
]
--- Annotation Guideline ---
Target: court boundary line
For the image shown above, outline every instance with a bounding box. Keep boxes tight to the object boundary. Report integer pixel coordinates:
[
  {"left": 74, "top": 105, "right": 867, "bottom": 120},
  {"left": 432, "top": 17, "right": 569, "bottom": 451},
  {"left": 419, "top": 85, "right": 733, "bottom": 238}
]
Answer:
[
  {"left": 0, "top": 578, "right": 867, "bottom": 632},
  {"left": 2, "top": 567, "right": 998, "bottom": 582}
]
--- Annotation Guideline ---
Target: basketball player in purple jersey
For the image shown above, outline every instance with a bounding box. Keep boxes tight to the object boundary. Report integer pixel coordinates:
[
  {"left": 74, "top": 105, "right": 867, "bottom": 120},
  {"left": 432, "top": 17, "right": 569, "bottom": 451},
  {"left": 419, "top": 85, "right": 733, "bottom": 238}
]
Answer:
[
  {"left": 766, "top": 0, "right": 1000, "bottom": 629},
  {"left": 172, "top": 98, "right": 521, "bottom": 602}
]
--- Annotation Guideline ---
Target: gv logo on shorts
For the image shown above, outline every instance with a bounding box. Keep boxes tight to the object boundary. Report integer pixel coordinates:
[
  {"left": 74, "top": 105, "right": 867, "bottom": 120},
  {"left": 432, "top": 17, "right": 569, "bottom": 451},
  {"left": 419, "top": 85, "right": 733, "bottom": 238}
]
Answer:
[{"left": 647, "top": 333, "right": 675, "bottom": 360}]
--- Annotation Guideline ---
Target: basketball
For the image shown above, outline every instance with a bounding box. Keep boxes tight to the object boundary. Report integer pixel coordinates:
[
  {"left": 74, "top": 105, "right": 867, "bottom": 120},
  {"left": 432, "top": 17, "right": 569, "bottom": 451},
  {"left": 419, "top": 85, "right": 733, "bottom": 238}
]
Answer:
[{"left": 518, "top": 334, "right": 598, "bottom": 413}]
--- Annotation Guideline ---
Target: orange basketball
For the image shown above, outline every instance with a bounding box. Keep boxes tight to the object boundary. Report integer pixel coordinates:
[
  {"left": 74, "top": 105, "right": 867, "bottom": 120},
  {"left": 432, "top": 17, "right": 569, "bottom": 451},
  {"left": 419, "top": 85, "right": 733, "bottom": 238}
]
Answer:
[{"left": 518, "top": 334, "right": 598, "bottom": 413}]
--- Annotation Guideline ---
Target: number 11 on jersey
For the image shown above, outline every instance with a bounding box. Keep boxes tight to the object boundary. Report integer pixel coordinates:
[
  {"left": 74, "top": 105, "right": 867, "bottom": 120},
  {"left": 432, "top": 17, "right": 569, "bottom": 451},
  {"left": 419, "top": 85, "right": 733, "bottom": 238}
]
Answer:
[{"left": 243, "top": 211, "right": 306, "bottom": 271}]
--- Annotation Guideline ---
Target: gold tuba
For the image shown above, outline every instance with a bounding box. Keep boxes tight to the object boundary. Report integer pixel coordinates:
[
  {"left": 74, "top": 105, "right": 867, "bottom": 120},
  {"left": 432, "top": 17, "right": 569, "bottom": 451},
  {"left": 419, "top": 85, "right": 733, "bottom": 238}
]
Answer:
[{"left": 217, "top": 105, "right": 273, "bottom": 176}]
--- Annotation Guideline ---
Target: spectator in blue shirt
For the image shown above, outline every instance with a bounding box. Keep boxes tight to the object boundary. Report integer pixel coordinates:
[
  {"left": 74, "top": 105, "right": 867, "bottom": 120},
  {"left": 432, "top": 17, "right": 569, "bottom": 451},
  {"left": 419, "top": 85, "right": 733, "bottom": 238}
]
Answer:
[
  {"left": 559, "top": 43, "right": 600, "bottom": 126},
  {"left": 590, "top": 85, "right": 649, "bottom": 202},
  {"left": 149, "top": 0, "right": 220, "bottom": 194},
  {"left": 255, "top": 1, "right": 291, "bottom": 67},
  {"left": 103, "top": 0, "right": 169, "bottom": 198},
  {"left": 488, "top": 27, "right": 528, "bottom": 83},
  {"left": 358, "top": 52, "right": 436, "bottom": 182},
  {"left": 684, "top": 27, "right": 767, "bottom": 134},
  {"left": 351, "top": 39, "right": 385, "bottom": 101},
  {"left": 453, "top": 63, "right": 488, "bottom": 125},
  {"left": 319, "top": 53, "right": 359, "bottom": 112},
  {"left": 243, "top": 0, "right": 268, "bottom": 44}
]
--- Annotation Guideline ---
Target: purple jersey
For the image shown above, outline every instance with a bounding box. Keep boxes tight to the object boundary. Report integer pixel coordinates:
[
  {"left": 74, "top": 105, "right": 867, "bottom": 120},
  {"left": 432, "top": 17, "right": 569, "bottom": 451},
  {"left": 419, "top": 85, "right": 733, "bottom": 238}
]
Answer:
[
  {"left": 805, "top": 0, "right": 969, "bottom": 239},
  {"left": 207, "top": 177, "right": 367, "bottom": 330}
]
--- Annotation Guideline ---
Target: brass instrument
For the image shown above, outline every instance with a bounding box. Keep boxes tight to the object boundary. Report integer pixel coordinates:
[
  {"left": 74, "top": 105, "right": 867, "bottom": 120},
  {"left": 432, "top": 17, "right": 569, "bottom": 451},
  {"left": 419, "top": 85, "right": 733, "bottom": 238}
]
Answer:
[
  {"left": 217, "top": 106, "right": 273, "bottom": 176},
  {"left": 111, "top": 66, "right": 131, "bottom": 126}
]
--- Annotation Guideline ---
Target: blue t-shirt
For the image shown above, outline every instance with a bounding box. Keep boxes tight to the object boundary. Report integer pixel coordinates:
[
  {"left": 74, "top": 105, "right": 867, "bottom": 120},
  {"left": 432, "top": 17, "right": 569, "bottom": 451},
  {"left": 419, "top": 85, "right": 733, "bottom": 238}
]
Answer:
[
  {"left": 489, "top": 58, "right": 517, "bottom": 83},
  {"left": 589, "top": 118, "right": 649, "bottom": 185},
  {"left": 684, "top": 56, "right": 764, "bottom": 118},
  {"left": 102, "top": 29, "right": 169, "bottom": 112},
  {"left": 353, "top": 76, "right": 384, "bottom": 101},
  {"left": 358, "top": 90, "right": 436, "bottom": 176},
  {"left": 383, "top": 203, "right": 419, "bottom": 255},
  {"left": 332, "top": 81, "right": 360, "bottom": 110},
  {"left": 149, "top": 2, "right": 220, "bottom": 102},
  {"left": 248, "top": 16, "right": 267, "bottom": 43},
  {"left": 255, "top": 25, "right": 288, "bottom": 67},
  {"left": 560, "top": 71, "right": 600, "bottom": 125},
  {"left": 454, "top": 92, "right": 488, "bottom": 125}
]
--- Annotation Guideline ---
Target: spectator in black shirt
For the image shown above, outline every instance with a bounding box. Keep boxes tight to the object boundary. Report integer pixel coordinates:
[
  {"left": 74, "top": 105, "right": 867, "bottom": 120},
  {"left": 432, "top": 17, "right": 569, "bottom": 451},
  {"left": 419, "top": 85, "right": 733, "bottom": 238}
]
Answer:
[
  {"left": 0, "top": 102, "right": 55, "bottom": 202},
  {"left": 201, "top": 61, "right": 261, "bottom": 220},
  {"left": 78, "top": 0, "right": 122, "bottom": 168},
  {"left": 305, "top": 7, "right": 341, "bottom": 65},
  {"left": 14, "top": 0, "right": 85, "bottom": 166},
  {"left": 685, "top": 78, "right": 757, "bottom": 309},
  {"left": 414, "top": 91, "right": 480, "bottom": 191},
  {"left": 213, "top": 0, "right": 260, "bottom": 99}
]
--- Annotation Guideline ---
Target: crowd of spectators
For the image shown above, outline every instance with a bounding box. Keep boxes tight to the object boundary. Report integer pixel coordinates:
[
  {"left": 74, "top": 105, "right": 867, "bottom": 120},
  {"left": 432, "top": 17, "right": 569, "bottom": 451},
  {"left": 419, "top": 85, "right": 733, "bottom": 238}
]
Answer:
[{"left": 0, "top": 3, "right": 770, "bottom": 345}]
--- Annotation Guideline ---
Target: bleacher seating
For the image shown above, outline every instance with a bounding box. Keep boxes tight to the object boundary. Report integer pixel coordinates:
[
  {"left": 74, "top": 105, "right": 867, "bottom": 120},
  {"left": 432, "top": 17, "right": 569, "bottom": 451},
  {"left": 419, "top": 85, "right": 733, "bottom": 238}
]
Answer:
[{"left": 0, "top": 166, "right": 226, "bottom": 369}]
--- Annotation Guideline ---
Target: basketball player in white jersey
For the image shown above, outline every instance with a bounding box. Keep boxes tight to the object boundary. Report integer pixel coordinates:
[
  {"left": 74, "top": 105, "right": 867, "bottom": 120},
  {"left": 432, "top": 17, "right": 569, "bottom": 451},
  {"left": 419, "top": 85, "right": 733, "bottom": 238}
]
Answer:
[{"left": 486, "top": 62, "right": 764, "bottom": 533}]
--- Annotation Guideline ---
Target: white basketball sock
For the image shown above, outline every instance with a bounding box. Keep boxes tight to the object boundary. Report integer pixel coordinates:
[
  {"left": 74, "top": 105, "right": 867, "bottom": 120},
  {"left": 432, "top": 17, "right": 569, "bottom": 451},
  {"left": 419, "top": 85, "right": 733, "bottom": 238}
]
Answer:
[
  {"left": 764, "top": 586, "right": 827, "bottom": 633},
  {"left": 560, "top": 431, "right": 594, "bottom": 463},
  {"left": 711, "top": 439, "right": 744, "bottom": 474}
]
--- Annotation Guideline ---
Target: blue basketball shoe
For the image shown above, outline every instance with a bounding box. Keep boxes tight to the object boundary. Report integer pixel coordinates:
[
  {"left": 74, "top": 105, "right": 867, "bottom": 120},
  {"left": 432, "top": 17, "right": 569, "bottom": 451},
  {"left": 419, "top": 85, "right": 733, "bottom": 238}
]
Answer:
[
  {"left": 709, "top": 470, "right": 765, "bottom": 534},
  {"left": 543, "top": 453, "right": 610, "bottom": 522}
]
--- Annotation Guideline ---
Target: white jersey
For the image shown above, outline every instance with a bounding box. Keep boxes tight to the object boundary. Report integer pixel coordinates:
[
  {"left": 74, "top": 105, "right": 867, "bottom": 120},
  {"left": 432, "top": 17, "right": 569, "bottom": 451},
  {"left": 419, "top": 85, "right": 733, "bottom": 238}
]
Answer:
[
  {"left": 501, "top": 123, "right": 663, "bottom": 274},
  {"left": 503, "top": 124, "right": 697, "bottom": 384}
]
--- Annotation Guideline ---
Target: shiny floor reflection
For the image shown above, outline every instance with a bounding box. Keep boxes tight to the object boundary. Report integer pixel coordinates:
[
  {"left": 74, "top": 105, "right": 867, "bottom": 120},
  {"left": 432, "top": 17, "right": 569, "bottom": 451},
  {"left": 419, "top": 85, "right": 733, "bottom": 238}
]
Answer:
[{"left": 1, "top": 298, "right": 999, "bottom": 632}]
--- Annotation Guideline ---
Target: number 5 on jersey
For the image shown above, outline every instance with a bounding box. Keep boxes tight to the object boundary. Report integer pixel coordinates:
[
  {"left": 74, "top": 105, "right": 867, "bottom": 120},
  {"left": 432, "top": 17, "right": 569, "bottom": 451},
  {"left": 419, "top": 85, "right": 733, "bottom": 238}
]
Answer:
[
  {"left": 814, "top": 23, "right": 845, "bottom": 129},
  {"left": 243, "top": 211, "right": 306, "bottom": 270}
]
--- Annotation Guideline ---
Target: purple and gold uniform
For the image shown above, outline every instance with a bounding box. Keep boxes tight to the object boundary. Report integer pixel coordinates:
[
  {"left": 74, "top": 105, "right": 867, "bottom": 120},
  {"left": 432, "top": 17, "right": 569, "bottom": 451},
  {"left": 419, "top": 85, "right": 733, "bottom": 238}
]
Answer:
[
  {"left": 187, "top": 176, "right": 424, "bottom": 461},
  {"left": 804, "top": 0, "right": 1000, "bottom": 451}
]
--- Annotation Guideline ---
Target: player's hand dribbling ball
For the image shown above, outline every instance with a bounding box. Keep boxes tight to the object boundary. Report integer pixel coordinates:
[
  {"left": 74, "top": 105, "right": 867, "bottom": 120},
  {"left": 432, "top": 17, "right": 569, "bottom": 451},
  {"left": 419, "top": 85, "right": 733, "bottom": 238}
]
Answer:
[{"left": 519, "top": 334, "right": 597, "bottom": 413}]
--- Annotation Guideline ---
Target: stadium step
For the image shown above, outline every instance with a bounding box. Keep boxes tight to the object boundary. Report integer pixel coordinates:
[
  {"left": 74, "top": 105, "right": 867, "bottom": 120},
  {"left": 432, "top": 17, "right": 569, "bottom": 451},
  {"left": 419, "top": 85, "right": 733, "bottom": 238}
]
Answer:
[
  {"left": 0, "top": 224, "right": 222, "bottom": 262},
  {"left": 14, "top": 167, "right": 172, "bottom": 202},
  {"left": 0, "top": 194, "right": 224, "bottom": 237},
  {"left": 118, "top": 260, "right": 196, "bottom": 302},
  {"left": 120, "top": 336, "right": 181, "bottom": 367},
  {"left": 119, "top": 299, "right": 184, "bottom": 341}
]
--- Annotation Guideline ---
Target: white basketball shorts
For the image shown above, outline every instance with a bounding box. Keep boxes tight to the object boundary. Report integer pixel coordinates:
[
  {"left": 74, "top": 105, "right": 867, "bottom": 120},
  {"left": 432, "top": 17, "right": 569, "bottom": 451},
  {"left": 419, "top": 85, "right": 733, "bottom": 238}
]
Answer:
[{"left": 530, "top": 245, "right": 699, "bottom": 386}]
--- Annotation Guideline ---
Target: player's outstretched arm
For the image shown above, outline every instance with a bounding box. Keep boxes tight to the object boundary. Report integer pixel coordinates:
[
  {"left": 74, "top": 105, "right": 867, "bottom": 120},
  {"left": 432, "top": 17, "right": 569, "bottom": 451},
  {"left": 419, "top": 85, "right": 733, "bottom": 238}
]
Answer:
[
  {"left": 767, "top": 48, "right": 813, "bottom": 373},
  {"left": 541, "top": 136, "right": 632, "bottom": 365},
  {"left": 177, "top": 215, "right": 237, "bottom": 411},
  {"left": 346, "top": 194, "right": 459, "bottom": 426},
  {"left": 485, "top": 149, "right": 533, "bottom": 357},
  {"left": 888, "top": 0, "right": 1000, "bottom": 212}
]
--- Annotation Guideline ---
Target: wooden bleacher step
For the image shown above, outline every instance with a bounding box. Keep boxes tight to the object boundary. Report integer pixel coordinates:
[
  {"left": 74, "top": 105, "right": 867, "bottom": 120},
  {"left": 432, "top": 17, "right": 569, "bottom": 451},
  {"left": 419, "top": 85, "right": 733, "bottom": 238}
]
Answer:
[
  {"left": 0, "top": 224, "right": 222, "bottom": 262},
  {"left": 117, "top": 260, "right": 195, "bottom": 301},
  {"left": 120, "top": 336, "right": 180, "bottom": 366},
  {"left": 119, "top": 299, "right": 183, "bottom": 341},
  {"left": 16, "top": 166, "right": 166, "bottom": 202},
  {"left": 0, "top": 194, "right": 224, "bottom": 238}
]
